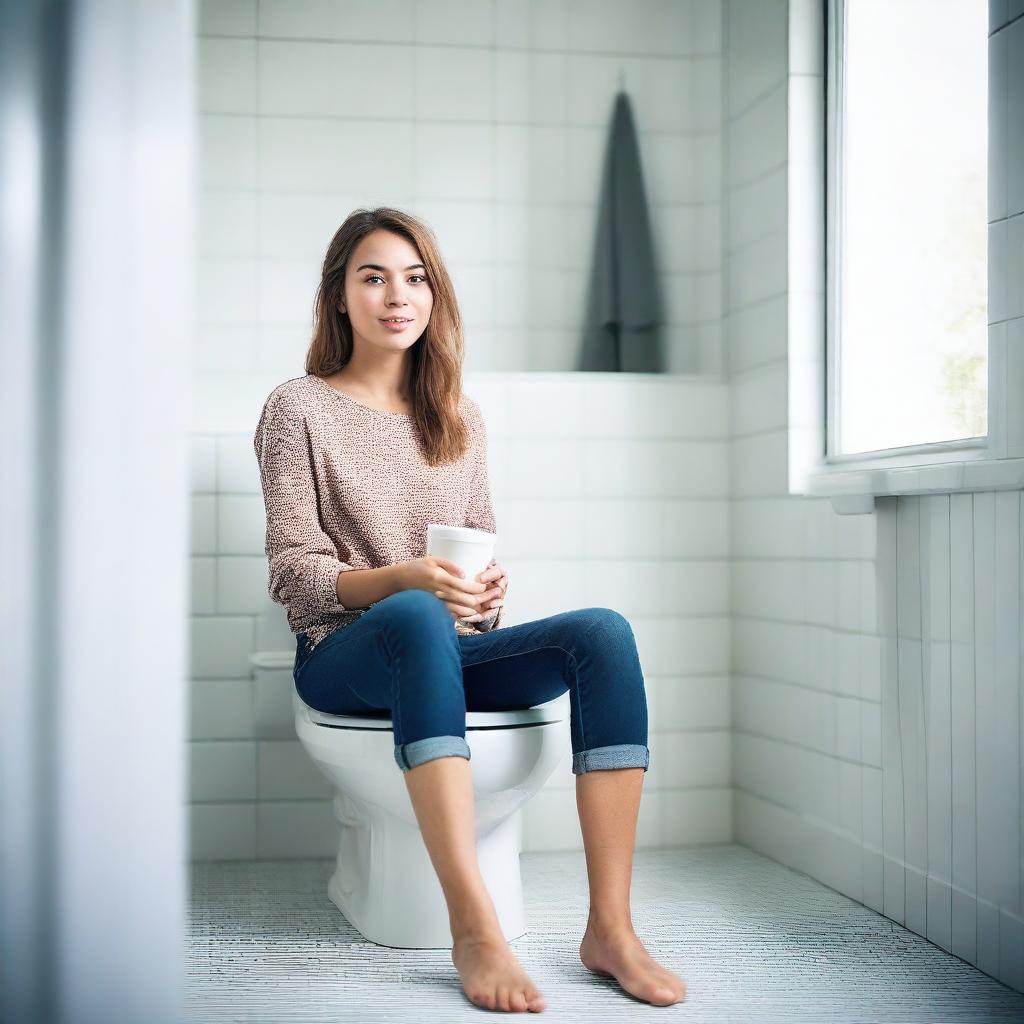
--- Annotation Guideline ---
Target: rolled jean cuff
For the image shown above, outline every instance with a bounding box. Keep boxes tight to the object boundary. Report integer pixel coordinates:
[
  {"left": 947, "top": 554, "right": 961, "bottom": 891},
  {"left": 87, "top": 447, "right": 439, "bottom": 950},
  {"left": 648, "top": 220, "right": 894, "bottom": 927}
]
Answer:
[
  {"left": 572, "top": 743, "right": 649, "bottom": 775},
  {"left": 394, "top": 735, "right": 471, "bottom": 772}
]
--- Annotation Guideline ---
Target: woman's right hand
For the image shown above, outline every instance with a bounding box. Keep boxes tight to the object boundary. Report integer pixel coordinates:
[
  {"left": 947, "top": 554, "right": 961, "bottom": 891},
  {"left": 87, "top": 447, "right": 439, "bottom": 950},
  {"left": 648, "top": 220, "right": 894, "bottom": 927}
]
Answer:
[{"left": 398, "top": 556, "right": 495, "bottom": 622}]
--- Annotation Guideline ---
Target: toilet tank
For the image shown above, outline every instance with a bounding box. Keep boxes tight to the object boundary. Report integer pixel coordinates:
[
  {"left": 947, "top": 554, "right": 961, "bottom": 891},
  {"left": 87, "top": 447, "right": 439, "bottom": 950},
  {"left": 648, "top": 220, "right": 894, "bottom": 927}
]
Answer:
[{"left": 250, "top": 650, "right": 297, "bottom": 739}]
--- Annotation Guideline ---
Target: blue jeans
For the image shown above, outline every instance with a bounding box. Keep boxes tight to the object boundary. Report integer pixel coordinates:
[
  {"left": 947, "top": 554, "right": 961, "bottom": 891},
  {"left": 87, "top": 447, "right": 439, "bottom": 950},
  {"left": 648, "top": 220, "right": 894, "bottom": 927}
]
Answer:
[{"left": 293, "top": 589, "right": 650, "bottom": 775}]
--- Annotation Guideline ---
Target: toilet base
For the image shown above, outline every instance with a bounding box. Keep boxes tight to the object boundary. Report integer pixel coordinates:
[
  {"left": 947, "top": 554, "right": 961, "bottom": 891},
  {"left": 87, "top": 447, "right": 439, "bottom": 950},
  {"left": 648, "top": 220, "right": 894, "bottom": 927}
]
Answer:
[{"left": 327, "top": 792, "right": 527, "bottom": 949}]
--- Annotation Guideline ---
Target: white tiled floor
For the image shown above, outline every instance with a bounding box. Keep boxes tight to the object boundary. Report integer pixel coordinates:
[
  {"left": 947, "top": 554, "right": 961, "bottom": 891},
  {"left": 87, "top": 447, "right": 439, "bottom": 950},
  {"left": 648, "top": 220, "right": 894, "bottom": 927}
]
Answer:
[{"left": 185, "top": 845, "right": 1024, "bottom": 1022}]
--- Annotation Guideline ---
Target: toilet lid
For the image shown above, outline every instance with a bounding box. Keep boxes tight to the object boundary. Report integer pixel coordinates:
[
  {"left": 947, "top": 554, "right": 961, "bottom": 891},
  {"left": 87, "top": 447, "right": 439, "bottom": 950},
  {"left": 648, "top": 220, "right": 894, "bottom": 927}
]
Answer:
[{"left": 297, "top": 690, "right": 570, "bottom": 730}]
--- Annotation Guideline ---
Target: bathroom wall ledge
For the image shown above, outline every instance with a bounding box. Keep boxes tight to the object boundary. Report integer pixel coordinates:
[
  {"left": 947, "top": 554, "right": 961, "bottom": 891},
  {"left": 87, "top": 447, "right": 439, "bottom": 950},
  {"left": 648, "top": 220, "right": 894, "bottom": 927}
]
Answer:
[{"left": 797, "top": 452, "right": 1024, "bottom": 514}]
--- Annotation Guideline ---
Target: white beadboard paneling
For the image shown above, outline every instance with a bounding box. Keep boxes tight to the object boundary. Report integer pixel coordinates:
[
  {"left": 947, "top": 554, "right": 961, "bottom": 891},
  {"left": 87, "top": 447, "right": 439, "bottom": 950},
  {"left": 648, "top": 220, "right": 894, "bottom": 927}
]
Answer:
[
  {"left": 974, "top": 492, "right": 1001, "bottom": 976},
  {"left": 898, "top": 499, "right": 928, "bottom": 939},
  {"left": 994, "top": 492, "right": 1022, "bottom": 911},
  {"left": 949, "top": 493, "right": 980, "bottom": 965},
  {"left": 879, "top": 513, "right": 906, "bottom": 927},
  {"left": 923, "top": 495, "right": 953, "bottom": 953}
]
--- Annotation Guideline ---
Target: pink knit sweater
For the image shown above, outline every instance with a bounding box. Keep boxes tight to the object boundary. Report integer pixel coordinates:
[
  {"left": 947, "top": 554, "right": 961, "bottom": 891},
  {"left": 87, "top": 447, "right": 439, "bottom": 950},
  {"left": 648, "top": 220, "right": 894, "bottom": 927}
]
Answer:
[{"left": 253, "top": 374, "right": 504, "bottom": 654}]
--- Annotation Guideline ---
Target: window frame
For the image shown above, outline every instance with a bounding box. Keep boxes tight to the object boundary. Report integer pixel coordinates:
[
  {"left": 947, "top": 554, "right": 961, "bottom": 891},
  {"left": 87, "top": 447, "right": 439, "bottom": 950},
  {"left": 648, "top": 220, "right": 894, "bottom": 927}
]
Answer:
[{"left": 788, "top": 0, "right": 1024, "bottom": 513}]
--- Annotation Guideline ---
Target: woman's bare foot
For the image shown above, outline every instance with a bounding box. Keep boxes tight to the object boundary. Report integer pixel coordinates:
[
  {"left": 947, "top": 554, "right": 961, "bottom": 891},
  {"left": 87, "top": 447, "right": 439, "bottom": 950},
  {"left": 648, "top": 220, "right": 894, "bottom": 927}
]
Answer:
[
  {"left": 451, "top": 931, "right": 547, "bottom": 1013},
  {"left": 579, "top": 921, "right": 686, "bottom": 1006}
]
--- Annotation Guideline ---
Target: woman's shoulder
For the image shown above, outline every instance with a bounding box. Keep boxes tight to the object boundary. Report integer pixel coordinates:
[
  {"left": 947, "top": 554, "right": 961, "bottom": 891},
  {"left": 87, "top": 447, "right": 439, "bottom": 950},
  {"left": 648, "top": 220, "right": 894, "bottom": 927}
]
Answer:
[
  {"left": 259, "top": 374, "right": 335, "bottom": 421},
  {"left": 266, "top": 374, "right": 318, "bottom": 406},
  {"left": 255, "top": 377, "right": 329, "bottom": 443}
]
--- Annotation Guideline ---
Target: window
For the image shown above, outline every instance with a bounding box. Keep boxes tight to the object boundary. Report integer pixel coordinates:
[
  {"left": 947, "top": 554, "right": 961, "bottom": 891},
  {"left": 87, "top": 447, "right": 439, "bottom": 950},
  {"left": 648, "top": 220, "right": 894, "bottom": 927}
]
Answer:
[{"left": 826, "top": 0, "right": 988, "bottom": 461}]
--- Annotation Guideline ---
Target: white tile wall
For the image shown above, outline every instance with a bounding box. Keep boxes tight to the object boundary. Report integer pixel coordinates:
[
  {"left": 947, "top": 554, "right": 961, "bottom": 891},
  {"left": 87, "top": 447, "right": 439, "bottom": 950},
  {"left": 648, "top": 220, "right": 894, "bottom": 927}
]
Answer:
[
  {"left": 727, "top": 0, "right": 1024, "bottom": 996},
  {"left": 195, "top": 0, "right": 726, "bottom": 377}
]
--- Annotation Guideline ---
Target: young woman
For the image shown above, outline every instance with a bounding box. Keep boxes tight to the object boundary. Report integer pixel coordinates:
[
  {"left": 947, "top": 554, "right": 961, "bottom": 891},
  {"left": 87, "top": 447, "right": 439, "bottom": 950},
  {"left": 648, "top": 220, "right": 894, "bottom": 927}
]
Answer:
[{"left": 253, "top": 207, "right": 686, "bottom": 1013}]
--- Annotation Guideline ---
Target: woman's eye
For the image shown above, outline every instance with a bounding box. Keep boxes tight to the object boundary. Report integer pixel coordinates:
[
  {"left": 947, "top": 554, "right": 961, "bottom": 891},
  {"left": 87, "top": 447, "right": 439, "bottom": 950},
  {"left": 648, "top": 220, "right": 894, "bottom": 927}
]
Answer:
[{"left": 364, "top": 274, "right": 427, "bottom": 284}]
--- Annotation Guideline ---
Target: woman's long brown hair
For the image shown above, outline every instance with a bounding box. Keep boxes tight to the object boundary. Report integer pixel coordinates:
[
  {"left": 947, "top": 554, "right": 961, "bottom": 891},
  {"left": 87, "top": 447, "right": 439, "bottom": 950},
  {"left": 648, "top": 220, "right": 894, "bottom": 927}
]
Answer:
[{"left": 305, "top": 207, "right": 469, "bottom": 467}]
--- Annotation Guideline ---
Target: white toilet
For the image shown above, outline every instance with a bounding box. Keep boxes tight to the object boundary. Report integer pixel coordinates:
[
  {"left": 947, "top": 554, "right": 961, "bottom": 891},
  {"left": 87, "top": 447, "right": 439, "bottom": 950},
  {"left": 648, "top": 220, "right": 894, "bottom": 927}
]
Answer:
[{"left": 251, "top": 648, "right": 572, "bottom": 949}]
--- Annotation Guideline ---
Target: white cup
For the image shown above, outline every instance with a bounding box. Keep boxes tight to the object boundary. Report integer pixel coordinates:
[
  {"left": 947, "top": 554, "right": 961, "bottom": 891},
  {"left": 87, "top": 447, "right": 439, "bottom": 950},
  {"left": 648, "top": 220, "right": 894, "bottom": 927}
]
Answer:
[{"left": 425, "top": 524, "right": 497, "bottom": 626}]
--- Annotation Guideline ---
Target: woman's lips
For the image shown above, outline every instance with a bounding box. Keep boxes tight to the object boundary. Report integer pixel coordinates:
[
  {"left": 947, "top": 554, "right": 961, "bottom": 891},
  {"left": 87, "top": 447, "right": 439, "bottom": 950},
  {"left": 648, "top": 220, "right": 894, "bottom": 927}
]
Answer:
[{"left": 380, "top": 318, "right": 414, "bottom": 332}]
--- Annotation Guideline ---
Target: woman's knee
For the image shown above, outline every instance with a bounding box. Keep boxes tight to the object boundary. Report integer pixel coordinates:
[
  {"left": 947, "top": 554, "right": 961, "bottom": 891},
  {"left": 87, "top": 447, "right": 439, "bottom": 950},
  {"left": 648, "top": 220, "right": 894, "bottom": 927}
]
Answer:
[
  {"left": 574, "top": 606, "right": 635, "bottom": 641},
  {"left": 378, "top": 587, "right": 453, "bottom": 630}
]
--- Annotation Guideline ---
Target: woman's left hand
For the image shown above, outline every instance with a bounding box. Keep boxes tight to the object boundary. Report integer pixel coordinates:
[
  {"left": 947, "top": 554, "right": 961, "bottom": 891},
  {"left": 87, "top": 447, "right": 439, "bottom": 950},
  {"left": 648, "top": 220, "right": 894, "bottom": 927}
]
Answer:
[{"left": 467, "top": 558, "right": 507, "bottom": 621}]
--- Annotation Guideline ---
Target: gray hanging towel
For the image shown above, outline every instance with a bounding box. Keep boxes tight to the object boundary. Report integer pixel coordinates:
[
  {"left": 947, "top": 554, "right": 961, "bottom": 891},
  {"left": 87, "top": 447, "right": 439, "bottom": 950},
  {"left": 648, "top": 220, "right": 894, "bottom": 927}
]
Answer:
[{"left": 579, "top": 90, "right": 665, "bottom": 372}]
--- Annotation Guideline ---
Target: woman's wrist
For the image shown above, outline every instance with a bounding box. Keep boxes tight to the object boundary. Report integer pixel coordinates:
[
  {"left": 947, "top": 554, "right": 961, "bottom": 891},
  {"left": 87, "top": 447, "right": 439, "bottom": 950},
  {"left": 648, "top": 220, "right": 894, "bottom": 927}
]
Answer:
[{"left": 390, "top": 561, "right": 410, "bottom": 594}]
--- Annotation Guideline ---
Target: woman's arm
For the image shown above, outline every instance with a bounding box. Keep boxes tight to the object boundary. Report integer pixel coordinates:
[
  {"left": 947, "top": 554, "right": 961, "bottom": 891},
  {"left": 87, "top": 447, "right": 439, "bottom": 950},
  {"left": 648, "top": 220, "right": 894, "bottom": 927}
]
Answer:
[
  {"left": 335, "top": 564, "right": 407, "bottom": 609},
  {"left": 254, "top": 389, "right": 356, "bottom": 622}
]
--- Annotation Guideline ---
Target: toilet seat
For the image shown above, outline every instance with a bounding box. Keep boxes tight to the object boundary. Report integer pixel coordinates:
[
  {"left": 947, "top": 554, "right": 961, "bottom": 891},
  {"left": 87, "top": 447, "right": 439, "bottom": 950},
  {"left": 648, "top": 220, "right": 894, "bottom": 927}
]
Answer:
[{"left": 299, "top": 691, "right": 570, "bottom": 730}]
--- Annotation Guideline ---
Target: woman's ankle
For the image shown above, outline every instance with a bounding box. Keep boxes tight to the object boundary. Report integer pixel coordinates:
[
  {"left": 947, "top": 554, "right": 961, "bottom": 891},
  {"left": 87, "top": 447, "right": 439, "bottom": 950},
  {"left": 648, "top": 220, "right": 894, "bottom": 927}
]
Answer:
[{"left": 450, "top": 905, "right": 504, "bottom": 943}]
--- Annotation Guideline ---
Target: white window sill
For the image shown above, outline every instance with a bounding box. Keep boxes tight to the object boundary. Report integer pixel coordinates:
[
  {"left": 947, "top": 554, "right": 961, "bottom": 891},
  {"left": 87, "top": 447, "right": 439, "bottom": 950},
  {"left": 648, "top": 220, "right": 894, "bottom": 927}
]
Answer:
[{"left": 797, "top": 444, "right": 1024, "bottom": 514}]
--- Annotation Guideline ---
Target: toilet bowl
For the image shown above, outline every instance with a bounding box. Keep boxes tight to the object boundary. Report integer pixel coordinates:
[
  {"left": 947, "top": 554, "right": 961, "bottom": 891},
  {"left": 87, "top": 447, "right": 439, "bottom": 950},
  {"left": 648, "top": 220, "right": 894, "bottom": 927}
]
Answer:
[{"left": 280, "top": 657, "right": 572, "bottom": 949}]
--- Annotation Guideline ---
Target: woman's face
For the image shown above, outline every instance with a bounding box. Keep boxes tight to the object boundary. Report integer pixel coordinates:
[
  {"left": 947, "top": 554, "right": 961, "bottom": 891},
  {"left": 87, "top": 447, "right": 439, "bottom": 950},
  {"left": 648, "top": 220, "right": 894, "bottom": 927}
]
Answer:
[{"left": 340, "top": 229, "right": 434, "bottom": 354}]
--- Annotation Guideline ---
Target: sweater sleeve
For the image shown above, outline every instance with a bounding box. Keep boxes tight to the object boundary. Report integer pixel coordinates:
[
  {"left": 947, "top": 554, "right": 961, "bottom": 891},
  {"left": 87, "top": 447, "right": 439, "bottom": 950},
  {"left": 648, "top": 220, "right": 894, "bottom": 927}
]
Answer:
[
  {"left": 254, "top": 388, "right": 353, "bottom": 626},
  {"left": 463, "top": 400, "right": 504, "bottom": 632}
]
